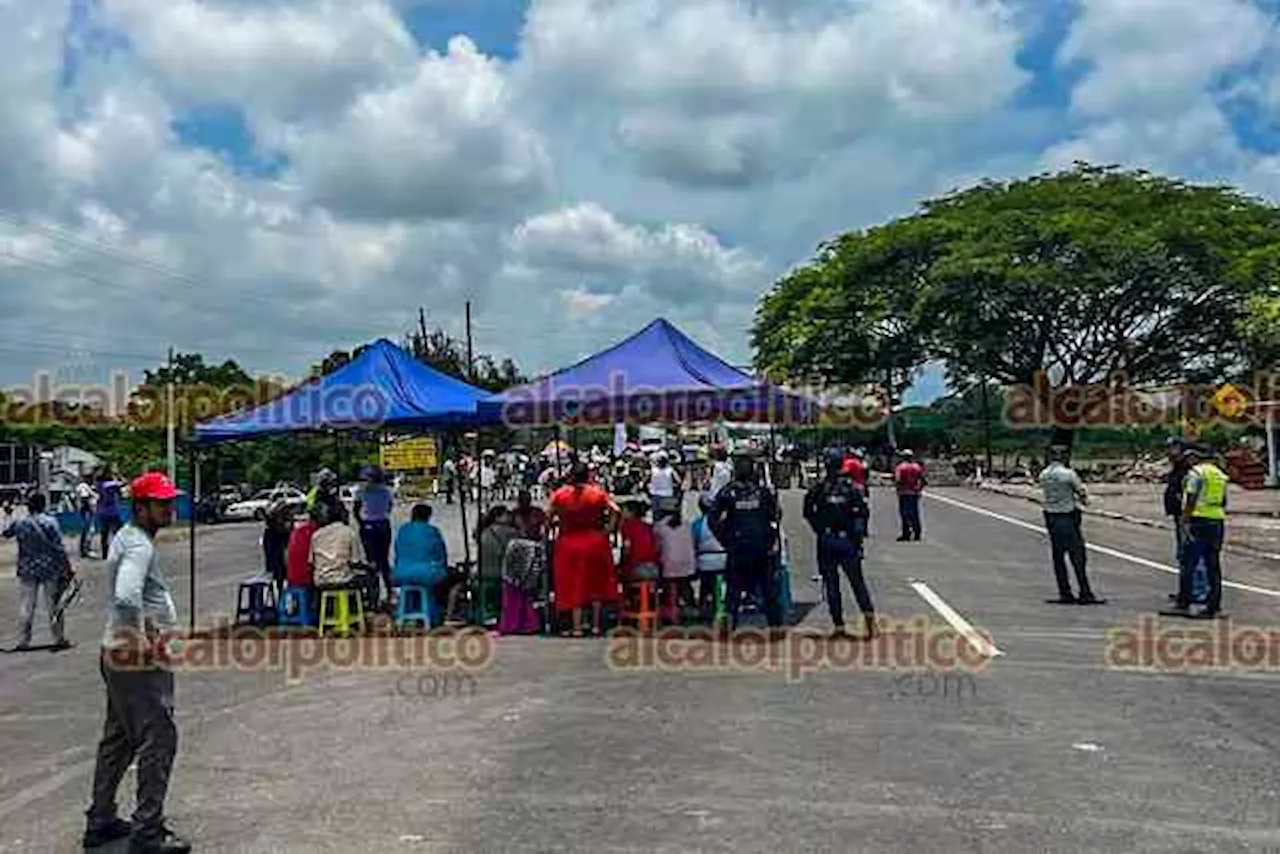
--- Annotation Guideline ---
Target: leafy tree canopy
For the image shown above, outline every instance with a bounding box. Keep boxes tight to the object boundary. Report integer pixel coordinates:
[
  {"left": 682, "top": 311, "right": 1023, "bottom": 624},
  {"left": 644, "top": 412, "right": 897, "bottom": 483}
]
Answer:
[{"left": 754, "top": 164, "right": 1280, "bottom": 395}]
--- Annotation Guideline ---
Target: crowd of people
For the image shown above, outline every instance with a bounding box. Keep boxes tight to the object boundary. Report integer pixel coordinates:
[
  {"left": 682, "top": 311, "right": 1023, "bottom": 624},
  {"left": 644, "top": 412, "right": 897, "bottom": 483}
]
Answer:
[{"left": 5, "top": 433, "right": 1236, "bottom": 853}]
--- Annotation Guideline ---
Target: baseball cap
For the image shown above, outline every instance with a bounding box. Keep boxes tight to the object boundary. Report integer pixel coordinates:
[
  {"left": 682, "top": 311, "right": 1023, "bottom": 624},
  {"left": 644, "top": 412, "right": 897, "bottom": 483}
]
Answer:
[{"left": 131, "top": 471, "right": 179, "bottom": 501}]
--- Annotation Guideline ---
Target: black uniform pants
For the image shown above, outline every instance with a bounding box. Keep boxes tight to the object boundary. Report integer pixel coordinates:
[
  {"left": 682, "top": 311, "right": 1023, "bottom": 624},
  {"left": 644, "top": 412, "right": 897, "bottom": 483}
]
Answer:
[
  {"left": 726, "top": 548, "right": 782, "bottom": 629},
  {"left": 817, "top": 532, "right": 873, "bottom": 626}
]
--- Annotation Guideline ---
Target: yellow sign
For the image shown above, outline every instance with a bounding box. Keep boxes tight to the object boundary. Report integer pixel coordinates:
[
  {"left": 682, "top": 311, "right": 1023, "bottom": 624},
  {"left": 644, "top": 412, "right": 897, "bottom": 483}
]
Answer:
[
  {"left": 1213, "top": 384, "right": 1249, "bottom": 419},
  {"left": 380, "top": 436, "right": 438, "bottom": 471}
]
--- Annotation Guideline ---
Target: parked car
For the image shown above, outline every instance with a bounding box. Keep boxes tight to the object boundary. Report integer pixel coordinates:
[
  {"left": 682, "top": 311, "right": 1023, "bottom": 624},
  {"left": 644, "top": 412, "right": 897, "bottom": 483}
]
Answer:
[
  {"left": 340, "top": 484, "right": 359, "bottom": 509},
  {"left": 222, "top": 485, "right": 307, "bottom": 522}
]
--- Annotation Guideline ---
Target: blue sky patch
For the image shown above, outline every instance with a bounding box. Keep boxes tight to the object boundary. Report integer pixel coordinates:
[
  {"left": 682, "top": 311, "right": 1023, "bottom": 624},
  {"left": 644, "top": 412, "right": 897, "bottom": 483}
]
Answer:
[
  {"left": 401, "top": 0, "right": 528, "bottom": 59},
  {"left": 172, "top": 106, "right": 287, "bottom": 178}
]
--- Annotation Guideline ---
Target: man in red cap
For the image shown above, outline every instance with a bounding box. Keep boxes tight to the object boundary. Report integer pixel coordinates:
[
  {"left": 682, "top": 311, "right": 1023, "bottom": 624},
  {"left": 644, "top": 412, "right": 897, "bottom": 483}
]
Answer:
[{"left": 83, "top": 471, "right": 191, "bottom": 853}]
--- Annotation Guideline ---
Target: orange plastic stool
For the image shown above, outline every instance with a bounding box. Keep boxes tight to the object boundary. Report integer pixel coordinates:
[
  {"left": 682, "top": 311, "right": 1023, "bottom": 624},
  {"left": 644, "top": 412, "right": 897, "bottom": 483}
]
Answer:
[{"left": 621, "top": 581, "right": 657, "bottom": 635}]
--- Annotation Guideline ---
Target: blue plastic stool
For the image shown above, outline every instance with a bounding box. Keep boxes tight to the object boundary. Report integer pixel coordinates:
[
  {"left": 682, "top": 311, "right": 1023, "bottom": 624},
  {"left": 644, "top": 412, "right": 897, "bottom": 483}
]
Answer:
[
  {"left": 236, "top": 578, "right": 278, "bottom": 627},
  {"left": 395, "top": 585, "right": 437, "bottom": 630},
  {"left": 278, "top": 586, "right": 314, "bottom": 627}
]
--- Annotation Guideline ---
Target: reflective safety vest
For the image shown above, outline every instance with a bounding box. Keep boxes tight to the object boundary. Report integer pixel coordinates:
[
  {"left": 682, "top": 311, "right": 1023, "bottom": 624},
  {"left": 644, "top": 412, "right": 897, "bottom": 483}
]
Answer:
[{"left": 1185, "top": 463, "right": 1228, "bottom": 521}]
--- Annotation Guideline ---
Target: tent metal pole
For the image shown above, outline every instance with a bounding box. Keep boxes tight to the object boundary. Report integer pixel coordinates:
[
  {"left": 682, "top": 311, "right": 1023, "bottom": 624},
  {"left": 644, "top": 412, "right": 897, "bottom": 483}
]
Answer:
[
  {"left": 188, "top": 444, "right": 198, "bottom": 632},
  {"left": 457, "top": 432, "right": 471, "bottom": 566},
  {"left": 555, "top": 423, "right": 564, "bottom": 479}
]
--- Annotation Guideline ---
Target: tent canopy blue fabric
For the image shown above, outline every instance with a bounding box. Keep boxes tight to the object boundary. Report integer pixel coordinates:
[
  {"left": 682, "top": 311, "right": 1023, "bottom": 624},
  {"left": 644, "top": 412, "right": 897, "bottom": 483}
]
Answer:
[
  {"left": 193, "top": 339, "right": 494, "bottom": 444},
  {"left": 483, "top": 318, "right": 816, "bottom": 426}
]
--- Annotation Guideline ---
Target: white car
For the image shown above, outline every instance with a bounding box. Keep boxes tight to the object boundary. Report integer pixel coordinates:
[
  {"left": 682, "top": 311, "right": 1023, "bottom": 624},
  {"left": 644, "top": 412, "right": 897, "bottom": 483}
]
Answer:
[
  {"left": 339, "top": 484, "right": 359, "bottom": 509},
  {"left": 222, "top": 486, "right": 307, "bottom": 522}
]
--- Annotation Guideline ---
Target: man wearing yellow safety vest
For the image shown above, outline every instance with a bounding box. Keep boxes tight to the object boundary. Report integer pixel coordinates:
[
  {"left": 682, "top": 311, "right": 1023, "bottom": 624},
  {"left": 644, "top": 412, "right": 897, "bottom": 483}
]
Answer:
[{"left": 1175, "top": 444, "right": 1228, "bottom": 618}]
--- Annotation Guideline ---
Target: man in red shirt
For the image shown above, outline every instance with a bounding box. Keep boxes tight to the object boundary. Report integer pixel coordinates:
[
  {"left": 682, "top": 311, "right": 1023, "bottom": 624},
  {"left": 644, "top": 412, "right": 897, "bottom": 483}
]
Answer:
[
  {"left": 894, "top": 449, "right": 926, "bottom": 541},
  {"left": 284, "top": 503, "right": 325, "bottom": 620},
  {"left": 840, "top": 448, "right": 868, "bottom": 490}
]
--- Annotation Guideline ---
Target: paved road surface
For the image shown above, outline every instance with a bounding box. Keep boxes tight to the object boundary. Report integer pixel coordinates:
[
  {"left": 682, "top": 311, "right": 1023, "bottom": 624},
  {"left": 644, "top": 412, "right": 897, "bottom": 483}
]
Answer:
[{"left": 2, "top": 487, "right": 1279, "bottom": 853}]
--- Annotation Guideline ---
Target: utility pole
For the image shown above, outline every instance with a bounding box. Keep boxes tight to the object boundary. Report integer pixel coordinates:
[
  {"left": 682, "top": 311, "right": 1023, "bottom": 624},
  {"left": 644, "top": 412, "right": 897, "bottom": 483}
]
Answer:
[
  {"left": 166, "top": 346, "right": 177, "bottom": 483},
  {"left": 465, "top": 300, "right": 475, "bottom": 381},
  {"left": 980, "top": 373, "right": 993, "bottom": 476},
  {"left": 418, "top": 306, "right": 428, "bottom": 351}
]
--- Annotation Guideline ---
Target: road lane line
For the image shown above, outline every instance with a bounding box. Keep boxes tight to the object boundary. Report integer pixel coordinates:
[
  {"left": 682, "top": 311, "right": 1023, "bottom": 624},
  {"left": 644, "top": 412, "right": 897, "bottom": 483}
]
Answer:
[
  {"left": 925, "top": 492, "right": 1280, "bottom": 599},
  {"left": 908, "top": 580, "right": 1003, "bottom": 658}
]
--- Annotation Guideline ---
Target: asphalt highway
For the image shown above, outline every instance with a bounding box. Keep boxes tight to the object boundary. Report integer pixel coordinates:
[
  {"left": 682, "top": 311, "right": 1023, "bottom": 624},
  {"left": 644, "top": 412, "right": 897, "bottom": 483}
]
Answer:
[{"left": 2, "top": 486, "right": 1279, "bottom": 853}]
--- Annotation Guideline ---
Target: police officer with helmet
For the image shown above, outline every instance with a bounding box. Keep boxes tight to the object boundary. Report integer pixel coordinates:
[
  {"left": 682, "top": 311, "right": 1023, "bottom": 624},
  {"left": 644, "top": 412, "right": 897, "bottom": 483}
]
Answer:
[
  {"left": 804, "top": 448, "right": 877, "bottom": 638},
  {"left": 709, "top": 451, "right": 784, "bottom": 634}
]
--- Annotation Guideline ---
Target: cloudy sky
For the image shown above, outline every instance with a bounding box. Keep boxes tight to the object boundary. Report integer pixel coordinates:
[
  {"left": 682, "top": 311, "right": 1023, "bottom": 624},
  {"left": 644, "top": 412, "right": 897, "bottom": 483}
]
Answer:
[{"left": 2, "top": 0, "right": 1280, "bottom": 406}]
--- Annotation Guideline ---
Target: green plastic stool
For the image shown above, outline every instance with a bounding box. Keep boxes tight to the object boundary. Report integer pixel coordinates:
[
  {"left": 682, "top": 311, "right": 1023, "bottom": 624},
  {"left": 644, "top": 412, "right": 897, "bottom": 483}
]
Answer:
[{"left": 712, "top": 575, "right": 728, "bottom": 627}]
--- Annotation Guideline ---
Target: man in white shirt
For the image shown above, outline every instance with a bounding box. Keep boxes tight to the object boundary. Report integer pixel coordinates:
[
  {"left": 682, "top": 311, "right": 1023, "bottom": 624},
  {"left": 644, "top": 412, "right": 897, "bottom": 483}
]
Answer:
[
  {"left": 649, "top": 451, "right": 682, "bottom": 516},
  {"left": 1038, "top": 445, "right": 1100, "bottom": 605},
  {"left": 85, "top": 472, "right": 191, "bottom": 853},
  {"left": 76, "top": 478, "right": 97, "bottom": 558},
  {"left": 707, "top": 445, "right": 733, "bottom": 500},
  {"left": 309, "top": 509, "right": 366, "bottom": 589}
]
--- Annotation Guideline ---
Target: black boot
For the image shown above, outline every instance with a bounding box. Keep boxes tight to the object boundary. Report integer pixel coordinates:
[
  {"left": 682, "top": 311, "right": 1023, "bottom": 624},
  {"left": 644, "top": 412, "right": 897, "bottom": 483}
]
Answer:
[
  {"left": 128, "top": 827, "right": 191, "bottom": 854},
  {"left": 83, "top": 818, "right": 132, "bottom": 849}
]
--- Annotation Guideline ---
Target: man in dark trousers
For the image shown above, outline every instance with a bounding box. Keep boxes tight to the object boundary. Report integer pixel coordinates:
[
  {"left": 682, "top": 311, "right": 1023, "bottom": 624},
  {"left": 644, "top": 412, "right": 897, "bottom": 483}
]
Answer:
[
  {"left": 1038, "top": 445, "right": 1100, "bottom": 605},
  {"left": 710, "top": 453, "right": 784, "bottom": 636},
  {"left": 804, "top": 449, "right": 877, "bottom": 638},
  {"left": 894, "top": 449, "right": 926, "bottom": 541},
  {"left": 1164, "top": 438, "right": 1206, "bottom": 605},
  {"left": 1175, "top": 444, "right": 1228, "bottom": 618},
  {"left": 83, "top": 472, "right": 191, "bottom": 853}
]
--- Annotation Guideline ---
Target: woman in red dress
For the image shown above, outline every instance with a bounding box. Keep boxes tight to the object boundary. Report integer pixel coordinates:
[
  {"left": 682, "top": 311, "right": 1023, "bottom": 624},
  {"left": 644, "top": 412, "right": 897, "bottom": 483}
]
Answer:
[{"left": 549, "top": 461, "right": 621, "bottom": 636}]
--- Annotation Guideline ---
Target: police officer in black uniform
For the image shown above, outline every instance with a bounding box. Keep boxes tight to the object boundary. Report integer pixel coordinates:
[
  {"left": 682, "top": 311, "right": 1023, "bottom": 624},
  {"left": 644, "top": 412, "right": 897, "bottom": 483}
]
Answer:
[
  {"left": 709, "top": 452, "right": 784, "bottom": 634},
  {"left": 805, "top": 449, "right": 877, "bottom": 638}
]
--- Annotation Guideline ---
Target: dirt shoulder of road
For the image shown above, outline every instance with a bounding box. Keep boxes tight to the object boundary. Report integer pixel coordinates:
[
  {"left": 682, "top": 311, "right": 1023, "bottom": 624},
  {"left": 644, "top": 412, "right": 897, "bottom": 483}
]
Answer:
[{"left": 977, "top": 481, "right": 1280, "bottom": 561}]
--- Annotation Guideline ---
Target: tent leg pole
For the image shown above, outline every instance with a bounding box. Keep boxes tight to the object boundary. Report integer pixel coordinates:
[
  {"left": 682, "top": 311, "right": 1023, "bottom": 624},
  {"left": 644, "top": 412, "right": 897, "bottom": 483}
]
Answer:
[
  {"left": 555, "top": 424, "right": 564, "bottom": 479},
  {"left": 188, "top": 445, "right": 198, "bottom": 633}
]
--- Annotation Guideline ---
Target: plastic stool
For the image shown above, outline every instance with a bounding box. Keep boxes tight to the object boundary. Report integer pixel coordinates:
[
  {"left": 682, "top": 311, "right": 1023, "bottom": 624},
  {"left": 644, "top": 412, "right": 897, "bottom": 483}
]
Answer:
[
  {"left": 236, "top": 578, "right": 278, "bottom": 627},
  {"left": 712, "top": 575, "right": 728, "bottom": 626},
  {"left": 621, "top": 581, "right": 657, "bottom": 635},
  {"left": 318, "top": 588, "right": 366, "bottom": 637},
  {"left": 395, "top": 585, "right": 436, "bottom": 630},
  {"left": 278, "top": 586, "right": 313, "bottom": 627}
]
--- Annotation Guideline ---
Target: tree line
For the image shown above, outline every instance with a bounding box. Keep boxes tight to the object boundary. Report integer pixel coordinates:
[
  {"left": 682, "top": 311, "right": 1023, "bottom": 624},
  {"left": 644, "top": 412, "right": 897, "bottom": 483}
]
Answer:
[{"left": 752, "top": 163, "right": 1280, "bottom": 445}]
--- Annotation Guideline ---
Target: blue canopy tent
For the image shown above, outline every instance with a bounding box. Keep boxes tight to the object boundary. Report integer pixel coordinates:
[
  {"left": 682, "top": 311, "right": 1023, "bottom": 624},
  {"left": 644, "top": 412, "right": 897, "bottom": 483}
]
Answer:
[
  {"left": 193, "top": 338, "right": 495, "bottom": 444},
  {"left": 186, "top": 338, "right": 498, "bottom": 629},
  {"left": 481, "top": 318, "right": 818, "bottom": 427}
]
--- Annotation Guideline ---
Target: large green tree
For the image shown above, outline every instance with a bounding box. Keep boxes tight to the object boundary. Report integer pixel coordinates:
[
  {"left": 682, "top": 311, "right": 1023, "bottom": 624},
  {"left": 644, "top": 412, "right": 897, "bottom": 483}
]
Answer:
[{"left": 755, "top": 164, "right": 1280, "bottom": 402}]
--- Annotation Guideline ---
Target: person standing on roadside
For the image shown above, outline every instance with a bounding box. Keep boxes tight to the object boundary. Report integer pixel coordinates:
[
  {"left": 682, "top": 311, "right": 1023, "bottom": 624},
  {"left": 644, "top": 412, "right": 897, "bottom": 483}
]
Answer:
[
  {"left": 804, "top": 449, "right": 876, "bottom": 639},
  {"left": 707, "top": 445, "right": 733, "bottom": 500},
  {"left": 83, "top": 472, "right": 191, "bottom": 853},
  {"left": 893, "top": 449, "right": 926, "bottom": 541},
  {"left": 77, "top": 476, "right": 97, "bottom": 558},
  {"left": 95, "top": 467, "right": 125, "bottom": 561},
  {"left": 4, "top": 492, "right": 73, "bottom": 651},
  {"left": 354, "top": 465, "right": 395, "bottom": 609},
  {"left": 1176, "top": 444, "right": 1228, "bottom": 618},
  {"left": 1164, "top": 438, "right": 1206, "bottom": 606},
  {"left": 1038, "top": 445, "right": 1100, "bottom": 605}
]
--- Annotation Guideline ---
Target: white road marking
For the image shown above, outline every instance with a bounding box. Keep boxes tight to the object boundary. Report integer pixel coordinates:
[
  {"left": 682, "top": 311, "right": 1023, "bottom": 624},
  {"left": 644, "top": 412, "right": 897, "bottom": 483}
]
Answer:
[
  {"left": 925, "top": 492, "right": 1280, "bottom": 599},
  {"left": 908, "top": 580, "right": 1004, "bottom": 659}
]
